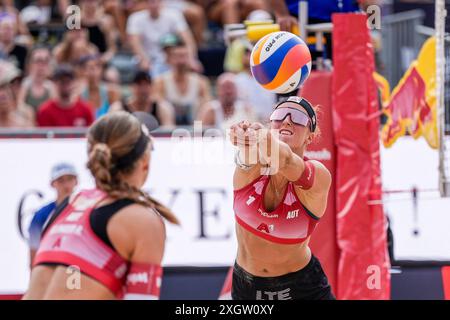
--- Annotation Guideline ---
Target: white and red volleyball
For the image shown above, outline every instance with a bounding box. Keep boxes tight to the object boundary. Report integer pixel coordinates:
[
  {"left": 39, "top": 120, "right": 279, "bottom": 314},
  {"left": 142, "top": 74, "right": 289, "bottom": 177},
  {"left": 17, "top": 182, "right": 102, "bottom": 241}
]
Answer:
[{"left": 250, "top": 31, "right": 312, "bottom": 94}]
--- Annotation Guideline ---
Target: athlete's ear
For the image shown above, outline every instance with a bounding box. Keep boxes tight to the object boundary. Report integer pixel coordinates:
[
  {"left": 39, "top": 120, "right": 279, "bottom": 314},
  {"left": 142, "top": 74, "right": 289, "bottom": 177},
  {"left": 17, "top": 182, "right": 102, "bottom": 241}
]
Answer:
[
  {"left": 139, "top": 151, "right": 151, "bottom": 186},
  {"left": 141, "top": 149, "right": 151, "bottom": 171},
  {"left": 306, "top": 131, "right": 314, "bottom": 145}
]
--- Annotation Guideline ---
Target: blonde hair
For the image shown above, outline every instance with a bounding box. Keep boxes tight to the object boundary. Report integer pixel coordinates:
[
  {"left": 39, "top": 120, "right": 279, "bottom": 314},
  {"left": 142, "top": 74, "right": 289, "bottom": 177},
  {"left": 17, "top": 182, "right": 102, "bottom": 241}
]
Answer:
[
  {"left": 86, "top": 111, "right": 179, "bottom": 224},
  {"left": 310, "top": 104, "right": 321, "bottom": 142}
]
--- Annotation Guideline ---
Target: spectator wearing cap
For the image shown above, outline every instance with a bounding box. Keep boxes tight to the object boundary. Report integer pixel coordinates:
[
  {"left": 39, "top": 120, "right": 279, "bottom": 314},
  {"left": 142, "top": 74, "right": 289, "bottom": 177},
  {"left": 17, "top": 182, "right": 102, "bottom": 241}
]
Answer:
[
  {"left": 199, "top": 72, "right": 256, "bottom": 129},
  {"left": 0, "top": 13, "right": 28, "bottom": 71},
  {"left": 126, "top": 0, "right": 201, "bottom": 77},
  {"left": 0, "top": 60, "right": 34, "bottom": 127},
  {"left": 28, "top": 162, "right": 78, "bottom": 267},
  {"left": 37, "top": 64, "right": 94, "bottom": 127},
  {"left": 123, "top": 70, "right": 175, "bottom": 128},
  {"left": 77, "top": 54, "right": 122, "bottom": 119},
  {"left": 20, "top": 1, "right": 52, "bottom": 26},
  {"left": 154, "top": 34, "right": 210, "bottom": 126},
  {"left": 20, "top": 0, "right": 66, "bottom": 26}
]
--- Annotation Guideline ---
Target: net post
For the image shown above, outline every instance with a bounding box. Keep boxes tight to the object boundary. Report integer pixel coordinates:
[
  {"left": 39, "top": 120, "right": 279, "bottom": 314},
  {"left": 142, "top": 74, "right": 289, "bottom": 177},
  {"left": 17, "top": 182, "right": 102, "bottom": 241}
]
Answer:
[{"left": 436, "top": 0, "right": 449, "bottom": 197}]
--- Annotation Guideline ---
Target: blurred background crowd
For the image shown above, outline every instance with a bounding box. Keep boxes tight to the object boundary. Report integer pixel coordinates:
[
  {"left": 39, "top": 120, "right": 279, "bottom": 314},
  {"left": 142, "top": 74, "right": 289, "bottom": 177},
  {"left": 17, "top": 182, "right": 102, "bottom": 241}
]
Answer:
[{"left": 0, "top": 0, "right": 443, "bottom": 131}]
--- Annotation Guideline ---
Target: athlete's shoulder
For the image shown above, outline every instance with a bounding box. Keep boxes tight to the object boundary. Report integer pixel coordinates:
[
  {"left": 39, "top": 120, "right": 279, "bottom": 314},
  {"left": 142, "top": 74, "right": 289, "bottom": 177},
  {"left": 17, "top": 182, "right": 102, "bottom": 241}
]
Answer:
[
  {"left": 110, "top": 203, "right": 165, "bottom": 235},
  {"left": 307, "top": 159, "right": 329, "bottom": 172},
  {"left": 107, "top": 203, "right": 166, "bottom": 261},
  {"left": 309, "top": 160, "right": 331, "bottom": 180}
]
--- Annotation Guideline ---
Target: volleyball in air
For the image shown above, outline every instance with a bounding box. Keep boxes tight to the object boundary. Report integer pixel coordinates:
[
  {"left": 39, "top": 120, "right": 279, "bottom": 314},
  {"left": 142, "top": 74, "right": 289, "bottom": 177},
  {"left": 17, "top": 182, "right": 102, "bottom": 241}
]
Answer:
[{"left": 250, "top": 31, "right": 312, "bottom": 94}]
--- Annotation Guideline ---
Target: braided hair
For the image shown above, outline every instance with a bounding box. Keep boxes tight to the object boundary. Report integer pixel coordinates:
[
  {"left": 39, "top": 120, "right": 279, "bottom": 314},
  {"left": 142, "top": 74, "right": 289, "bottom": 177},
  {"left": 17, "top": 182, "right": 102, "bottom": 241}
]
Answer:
[{"left": 86, "top": 111, "right": 179, "bottom": 224}]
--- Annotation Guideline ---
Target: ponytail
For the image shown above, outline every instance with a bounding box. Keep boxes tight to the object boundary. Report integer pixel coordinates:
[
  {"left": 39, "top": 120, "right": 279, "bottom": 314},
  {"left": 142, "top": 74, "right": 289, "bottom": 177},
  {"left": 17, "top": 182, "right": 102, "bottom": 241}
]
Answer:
[{"left": 87, "top": 141, "right": 179, "bottom": 225}]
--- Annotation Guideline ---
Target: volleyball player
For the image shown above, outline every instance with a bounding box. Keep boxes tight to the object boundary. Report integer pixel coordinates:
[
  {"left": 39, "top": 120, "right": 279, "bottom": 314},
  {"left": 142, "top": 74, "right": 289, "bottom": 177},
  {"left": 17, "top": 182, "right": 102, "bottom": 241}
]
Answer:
[
  {"left": 229, "top": 96, "right": 334, "bottom": 300},
  {"left": 23, "top": 111, "right": 178, "bottom": 299}
]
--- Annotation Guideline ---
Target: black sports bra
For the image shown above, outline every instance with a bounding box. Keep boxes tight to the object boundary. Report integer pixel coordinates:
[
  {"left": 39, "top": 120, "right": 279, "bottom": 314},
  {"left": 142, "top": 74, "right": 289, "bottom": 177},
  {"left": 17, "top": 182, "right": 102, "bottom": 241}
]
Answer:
[{"left": 42, "top": 197, "right": 136, "bottom": 249}]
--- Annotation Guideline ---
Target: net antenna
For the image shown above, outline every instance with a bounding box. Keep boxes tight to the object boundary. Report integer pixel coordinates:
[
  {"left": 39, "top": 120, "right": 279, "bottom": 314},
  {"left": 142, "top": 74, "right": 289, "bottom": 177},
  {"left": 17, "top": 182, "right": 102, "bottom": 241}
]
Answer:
[{"left": 437, "top": 0, "right": 450, "bottom": 197}]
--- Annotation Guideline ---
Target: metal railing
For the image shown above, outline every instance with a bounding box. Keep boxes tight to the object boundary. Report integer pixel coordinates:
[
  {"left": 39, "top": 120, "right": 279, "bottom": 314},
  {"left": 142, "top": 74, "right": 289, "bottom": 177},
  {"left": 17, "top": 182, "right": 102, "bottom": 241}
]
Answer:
[
  {"left": 0, "top": 128, "right": 87, "bottom": 139},
  {"left": 0, "top": 126, "right": 219, "bottom": 139},
  {"left": 380, "top": 9, "right": 426, "bottom": 86}
]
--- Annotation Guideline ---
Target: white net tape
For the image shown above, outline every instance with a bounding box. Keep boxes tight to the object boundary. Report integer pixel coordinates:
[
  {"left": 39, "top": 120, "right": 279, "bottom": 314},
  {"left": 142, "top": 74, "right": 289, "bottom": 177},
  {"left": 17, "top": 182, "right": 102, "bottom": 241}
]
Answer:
[{"left": 437, "top": 0, "right": 450, "bottom": 197}]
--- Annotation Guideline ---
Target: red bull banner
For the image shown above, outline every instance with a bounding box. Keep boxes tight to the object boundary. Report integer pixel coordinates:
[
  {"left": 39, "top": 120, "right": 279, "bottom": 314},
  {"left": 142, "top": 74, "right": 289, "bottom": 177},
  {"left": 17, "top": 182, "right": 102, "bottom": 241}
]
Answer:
[{"left": 382, "top": 37, "right": 438, "bottom": 149}]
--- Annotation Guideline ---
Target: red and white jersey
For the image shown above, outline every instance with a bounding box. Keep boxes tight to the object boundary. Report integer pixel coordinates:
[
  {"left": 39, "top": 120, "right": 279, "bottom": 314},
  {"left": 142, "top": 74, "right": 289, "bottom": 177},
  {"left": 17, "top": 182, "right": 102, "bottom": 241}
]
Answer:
[
  {"left": 234, "top": 175, "right": 320, "bottom": 244},
  {"left": 33, "top": 189, "right": 162, "bottom": 299}
]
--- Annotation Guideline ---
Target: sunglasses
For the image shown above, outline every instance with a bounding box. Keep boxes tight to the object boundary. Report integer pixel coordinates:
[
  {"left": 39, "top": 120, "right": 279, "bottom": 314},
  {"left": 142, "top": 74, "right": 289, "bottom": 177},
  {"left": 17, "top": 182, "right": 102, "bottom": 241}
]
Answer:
[{"left": 270, "top": 107, "right": 311, "bottom": 128}]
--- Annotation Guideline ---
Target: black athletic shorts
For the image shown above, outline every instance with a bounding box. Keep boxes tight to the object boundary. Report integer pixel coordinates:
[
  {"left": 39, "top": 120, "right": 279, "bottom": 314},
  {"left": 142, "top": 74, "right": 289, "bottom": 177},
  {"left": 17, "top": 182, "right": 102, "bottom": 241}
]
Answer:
[{"left": 231, "top": 255, "right": 335, "bottom": 300}]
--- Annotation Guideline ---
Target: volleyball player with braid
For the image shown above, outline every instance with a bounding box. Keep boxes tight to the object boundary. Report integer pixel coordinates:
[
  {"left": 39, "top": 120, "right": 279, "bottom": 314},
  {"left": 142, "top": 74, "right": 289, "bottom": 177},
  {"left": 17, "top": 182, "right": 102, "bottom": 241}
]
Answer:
[{"left": 24, "top": 111, "right": 178, "bottom": 300}]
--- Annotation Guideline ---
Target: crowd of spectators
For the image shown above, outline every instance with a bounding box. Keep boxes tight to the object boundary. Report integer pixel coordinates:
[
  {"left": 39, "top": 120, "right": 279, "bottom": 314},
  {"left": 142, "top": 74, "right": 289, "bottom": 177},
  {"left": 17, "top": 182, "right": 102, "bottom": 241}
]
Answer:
[
  {"left": 1, "top": 0, "right": 283, "bottom": 131},
  {"left": 0, "top": 0, "right": 375, "bottom": 131}
]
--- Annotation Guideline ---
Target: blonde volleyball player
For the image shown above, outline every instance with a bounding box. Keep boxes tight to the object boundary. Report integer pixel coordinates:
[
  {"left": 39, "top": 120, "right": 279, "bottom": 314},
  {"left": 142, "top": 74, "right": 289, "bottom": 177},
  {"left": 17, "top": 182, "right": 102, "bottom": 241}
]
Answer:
[
  {"left": 24, "top": 111, "right": 178, "bottom": 300},
  {"left": 228, "top": 96, "right": 334, "bottom": 300}
]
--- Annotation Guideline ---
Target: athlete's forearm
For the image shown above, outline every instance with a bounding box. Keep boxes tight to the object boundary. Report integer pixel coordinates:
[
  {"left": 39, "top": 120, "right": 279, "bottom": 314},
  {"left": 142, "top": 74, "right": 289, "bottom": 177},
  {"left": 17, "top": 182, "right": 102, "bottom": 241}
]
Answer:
[
  {"left": 235, "top": 144, "right": 259, "bottom": 169},
  {"left": 257, "top": 129, "right": 306, "bottom": 177}
]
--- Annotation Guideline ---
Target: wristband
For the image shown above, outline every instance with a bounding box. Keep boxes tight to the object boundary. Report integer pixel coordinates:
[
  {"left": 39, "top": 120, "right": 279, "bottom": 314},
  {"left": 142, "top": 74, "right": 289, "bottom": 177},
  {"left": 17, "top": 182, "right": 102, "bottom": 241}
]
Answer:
[
  {"left": 293, "top": 161, "right": 315, "bottom": 190},
  {"left": 234, "top": 149, "right": 255, "bottom": 171}
]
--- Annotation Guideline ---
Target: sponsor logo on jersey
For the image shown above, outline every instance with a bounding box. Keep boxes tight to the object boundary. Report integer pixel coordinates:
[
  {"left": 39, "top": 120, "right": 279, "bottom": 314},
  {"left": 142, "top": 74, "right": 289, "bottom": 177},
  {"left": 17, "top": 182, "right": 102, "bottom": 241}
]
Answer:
[
  {"left": 258, "top": 208, "right": 278, "bottom": 219},
  {"left": 49, "top": 224, "right": 83, "bottom": 236},
  {"left": 256, "top": 288, "right": 292, "bottom": 300},
  {"left": 246, "top": 196, "right": 255, "bottom": 206},
  {"left": 72, "top": 196, "right": 101, "bottom": 211},
  {"left": 257, "top": 223, "right": 275, "bottom": 233},
  {"left": 52, "top": 237, "right": 62, "bottom": 249},
  {"left": 115, "top": 263, "right": 128, "bottom": 278},
  {"left": 66, "top": 211, "right": 84, "bottom": 222},
  {"left": 127, "top": 272, "right": 149, "bottom": 285}
]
